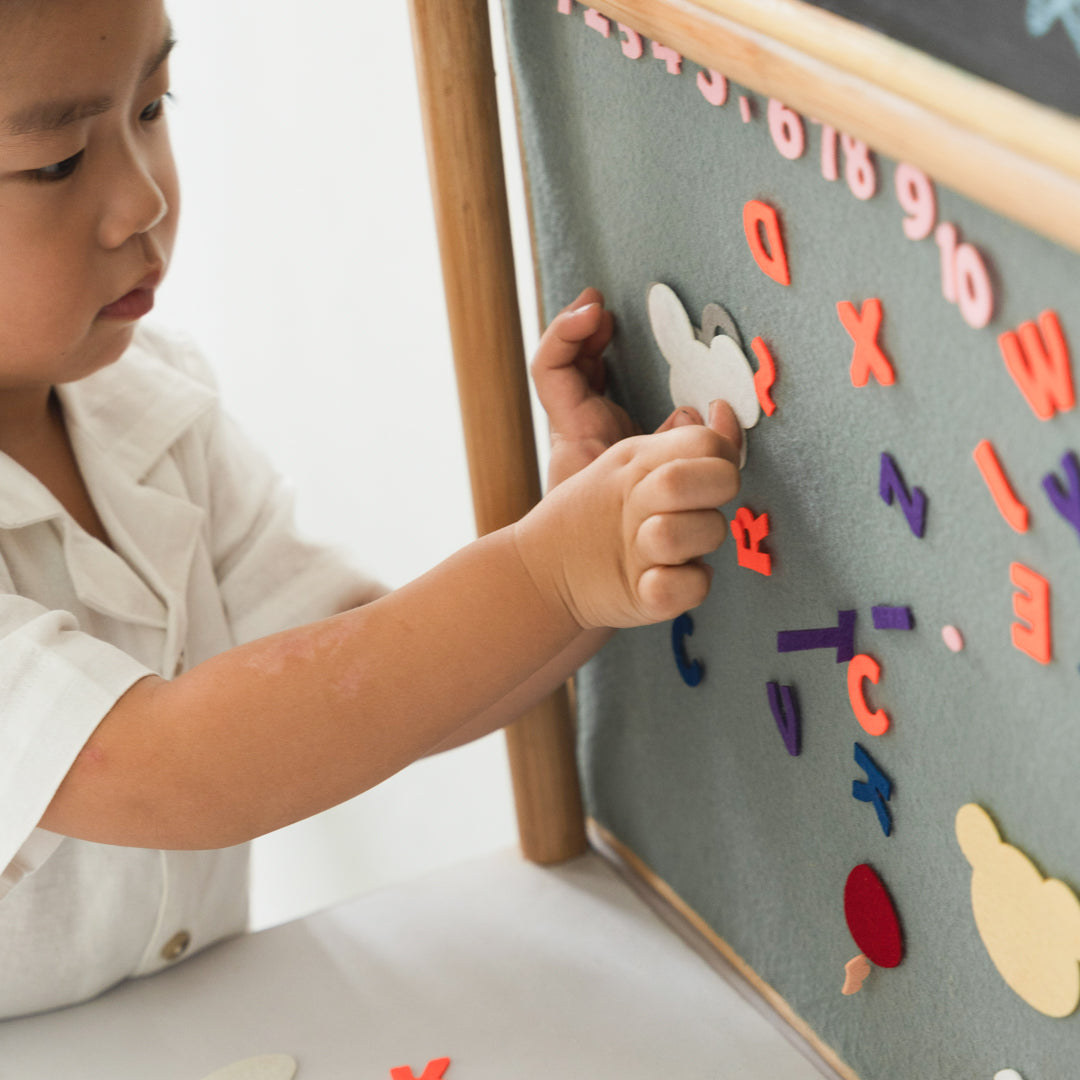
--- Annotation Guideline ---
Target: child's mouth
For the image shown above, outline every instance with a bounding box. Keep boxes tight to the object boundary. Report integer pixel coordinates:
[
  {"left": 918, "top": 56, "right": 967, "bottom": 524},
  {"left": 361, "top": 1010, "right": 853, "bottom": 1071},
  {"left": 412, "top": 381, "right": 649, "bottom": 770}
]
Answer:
[{"left": 99, "top": 287, "right": 155, "bottom": 321}]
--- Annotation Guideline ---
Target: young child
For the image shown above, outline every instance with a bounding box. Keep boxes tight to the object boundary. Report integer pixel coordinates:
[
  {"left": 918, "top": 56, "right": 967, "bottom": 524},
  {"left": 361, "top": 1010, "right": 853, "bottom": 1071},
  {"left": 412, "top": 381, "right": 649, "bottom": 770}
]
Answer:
[{"left": 0, "top": 0, "right": 742, "bottom": 1018}]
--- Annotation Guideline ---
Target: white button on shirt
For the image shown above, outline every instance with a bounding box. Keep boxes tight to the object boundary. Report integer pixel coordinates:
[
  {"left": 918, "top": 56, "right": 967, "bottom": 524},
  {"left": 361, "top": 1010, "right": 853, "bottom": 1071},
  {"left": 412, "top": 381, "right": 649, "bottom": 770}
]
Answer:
[{"left": 0, "top": 325, "right": 383, "bottom": 1019}]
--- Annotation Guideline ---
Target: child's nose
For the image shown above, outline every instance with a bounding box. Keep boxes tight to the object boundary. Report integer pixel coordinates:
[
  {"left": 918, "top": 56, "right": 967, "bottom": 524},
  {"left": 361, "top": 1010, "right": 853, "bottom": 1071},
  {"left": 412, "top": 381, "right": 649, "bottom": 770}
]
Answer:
[{"left": 97, "top": 149, "right": 171, "bottom": 249}]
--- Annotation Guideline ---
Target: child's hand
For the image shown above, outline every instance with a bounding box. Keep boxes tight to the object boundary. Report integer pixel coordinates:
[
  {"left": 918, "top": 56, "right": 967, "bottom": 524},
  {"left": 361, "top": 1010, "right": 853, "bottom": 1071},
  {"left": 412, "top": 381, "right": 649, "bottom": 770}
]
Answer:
[
  {"left": 532, "top": 288, "right": 635, "bottom": 489},
  {"left": 514, "top": 419, "right": 741, "bottom": 630}
]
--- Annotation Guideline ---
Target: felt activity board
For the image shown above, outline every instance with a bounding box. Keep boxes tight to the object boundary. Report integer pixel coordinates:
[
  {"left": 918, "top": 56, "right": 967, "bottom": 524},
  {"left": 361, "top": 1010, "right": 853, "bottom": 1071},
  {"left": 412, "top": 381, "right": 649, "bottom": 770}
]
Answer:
[{"left": 488, "top": 1, "right": 1080, "bottom": 1077}]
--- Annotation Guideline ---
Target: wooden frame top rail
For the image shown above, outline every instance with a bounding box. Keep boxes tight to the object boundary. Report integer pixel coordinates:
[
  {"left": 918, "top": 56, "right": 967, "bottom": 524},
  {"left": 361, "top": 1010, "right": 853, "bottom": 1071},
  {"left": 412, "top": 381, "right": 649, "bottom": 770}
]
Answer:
[{"left": 589, "top": 0, "right": 1080, "bottom": 254}]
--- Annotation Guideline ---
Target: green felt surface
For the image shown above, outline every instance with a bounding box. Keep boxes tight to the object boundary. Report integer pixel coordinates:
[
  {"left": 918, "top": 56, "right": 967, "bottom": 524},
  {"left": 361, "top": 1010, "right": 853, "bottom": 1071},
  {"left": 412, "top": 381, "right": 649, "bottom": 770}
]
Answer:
[{"left": 505, "top": 3, "right": 1080, "bottom": 1078}]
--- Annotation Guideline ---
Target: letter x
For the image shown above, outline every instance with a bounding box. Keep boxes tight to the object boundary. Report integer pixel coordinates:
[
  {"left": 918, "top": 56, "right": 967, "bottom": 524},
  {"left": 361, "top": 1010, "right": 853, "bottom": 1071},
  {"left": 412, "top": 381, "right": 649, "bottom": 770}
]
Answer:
[
  {"left": 391, "top": 1060, "right": 451, "bottom": 1080},
  {"left": 837, "top": 298, "right": 896, "bottom": 388}
]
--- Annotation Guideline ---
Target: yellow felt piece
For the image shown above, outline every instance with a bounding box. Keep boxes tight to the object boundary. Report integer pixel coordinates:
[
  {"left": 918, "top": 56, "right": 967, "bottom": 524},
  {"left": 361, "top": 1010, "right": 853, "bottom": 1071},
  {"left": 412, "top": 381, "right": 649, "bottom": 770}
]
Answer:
[
  {"left": 199, "top": 1055, "right": 298, "bottom": 1080},
  {"left": 956, "top": 803, "right": 1080, "bottom": 1018}
]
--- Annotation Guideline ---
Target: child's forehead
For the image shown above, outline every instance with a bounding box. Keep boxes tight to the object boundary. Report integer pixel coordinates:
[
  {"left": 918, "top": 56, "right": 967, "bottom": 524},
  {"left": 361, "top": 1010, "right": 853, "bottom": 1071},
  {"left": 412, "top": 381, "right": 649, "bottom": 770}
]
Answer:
[{"left": 0, "top": 0, "right": 172, "bottom": 118}]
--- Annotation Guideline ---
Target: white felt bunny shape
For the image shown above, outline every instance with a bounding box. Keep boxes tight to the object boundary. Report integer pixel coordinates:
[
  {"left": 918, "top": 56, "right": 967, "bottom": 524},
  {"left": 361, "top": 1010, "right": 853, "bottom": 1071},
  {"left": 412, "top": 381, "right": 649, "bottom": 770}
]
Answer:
[{"left": 647, "top": 282, "right": 761, "bottom": 467}]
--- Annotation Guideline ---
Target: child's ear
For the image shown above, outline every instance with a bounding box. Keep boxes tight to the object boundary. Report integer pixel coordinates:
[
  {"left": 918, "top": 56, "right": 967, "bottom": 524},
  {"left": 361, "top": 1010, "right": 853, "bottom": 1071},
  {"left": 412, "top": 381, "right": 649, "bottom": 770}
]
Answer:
[{"left": 647, "top": 283, "right": 696, "bottom": 369}]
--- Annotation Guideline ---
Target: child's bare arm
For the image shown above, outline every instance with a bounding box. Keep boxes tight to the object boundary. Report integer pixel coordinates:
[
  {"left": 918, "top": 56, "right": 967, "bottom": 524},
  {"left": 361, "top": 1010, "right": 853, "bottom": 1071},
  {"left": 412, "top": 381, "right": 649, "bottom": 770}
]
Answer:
[{"left": 40, "top": 422, "right": 738, "bottom": 850}]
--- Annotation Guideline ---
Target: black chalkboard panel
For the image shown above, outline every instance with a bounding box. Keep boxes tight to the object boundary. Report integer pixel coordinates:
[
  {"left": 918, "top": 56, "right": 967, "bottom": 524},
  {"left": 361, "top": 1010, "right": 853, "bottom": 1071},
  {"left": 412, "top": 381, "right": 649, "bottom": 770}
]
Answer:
[{"left": 803, "top": 0, "right": 1080, "bottom": 118}]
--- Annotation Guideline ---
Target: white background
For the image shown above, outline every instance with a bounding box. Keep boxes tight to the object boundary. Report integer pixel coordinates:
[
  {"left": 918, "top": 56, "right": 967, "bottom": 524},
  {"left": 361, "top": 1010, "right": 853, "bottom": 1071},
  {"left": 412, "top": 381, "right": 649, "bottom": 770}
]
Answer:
[{"left": 156, "top": 0, "right": 544, "bottom": 930}]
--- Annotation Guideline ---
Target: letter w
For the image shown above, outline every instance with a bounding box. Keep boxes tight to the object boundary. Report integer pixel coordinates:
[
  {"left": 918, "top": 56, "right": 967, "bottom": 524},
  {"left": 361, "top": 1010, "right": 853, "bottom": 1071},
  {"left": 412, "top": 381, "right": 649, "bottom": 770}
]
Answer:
[{"left": 999, "top": 310, "right": 1075, "bottom": 421}]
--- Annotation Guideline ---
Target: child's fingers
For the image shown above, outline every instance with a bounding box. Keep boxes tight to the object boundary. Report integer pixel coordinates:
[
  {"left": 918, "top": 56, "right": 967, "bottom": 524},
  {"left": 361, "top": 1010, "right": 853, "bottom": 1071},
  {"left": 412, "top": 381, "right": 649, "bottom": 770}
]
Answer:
[
  {"left": 655, "top": 406, "right": 704, "bottom": 433},
  {"left": 619, "top": 422, "right": 738, "bottom": 474},
  {"left": 637, "top": 562, "right": 713, "bottom": 621},
  {"left": 581, "top": 306, "right": 615, "bottom": 364},
  {"left": 706, "top": 399, "right": 744, "bottom": 462},
  {"left": 636, "top": 509, "right": 729, "bottom": 566},
  {"left": 630, "top": 456, "right": 740, "bottom": 520}
]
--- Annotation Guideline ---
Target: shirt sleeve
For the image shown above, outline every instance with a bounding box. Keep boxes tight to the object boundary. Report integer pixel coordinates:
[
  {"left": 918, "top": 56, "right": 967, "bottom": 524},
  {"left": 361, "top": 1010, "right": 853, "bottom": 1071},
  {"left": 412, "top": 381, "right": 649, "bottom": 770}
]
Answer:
[
  {"left": 0, "top": 595, "right": 153, "bottom": 899},
  {"left": 165, "top": 334, "right": 387, "bottom": 645}
]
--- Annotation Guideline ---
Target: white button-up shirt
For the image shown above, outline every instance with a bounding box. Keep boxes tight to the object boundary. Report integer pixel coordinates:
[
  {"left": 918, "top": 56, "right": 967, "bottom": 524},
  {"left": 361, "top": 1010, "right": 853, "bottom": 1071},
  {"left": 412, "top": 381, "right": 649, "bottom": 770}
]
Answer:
[{"left": 0, "top": 325, "right": 382, "bottom": 1019}]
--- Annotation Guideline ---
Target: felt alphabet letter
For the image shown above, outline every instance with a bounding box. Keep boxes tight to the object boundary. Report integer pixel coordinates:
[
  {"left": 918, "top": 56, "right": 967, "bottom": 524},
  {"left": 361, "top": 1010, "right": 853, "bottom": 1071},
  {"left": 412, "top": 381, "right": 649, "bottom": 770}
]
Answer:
[
  {"left": 838, "top": 298, "right": 896, "bottom": 387},
  {"left": 1042, "top": 450, "right": 1080, "bottom": 542},
  {"left": 391, "top": 1059, "right": 450, "bottom": 1080},
  {"left": 583, "top": 7, "right": 610, "bottom": 36},
  {"left": 767, "top": 682, "right": 801, "bottom": 756},
  {"left": 879, "top": 452, "right": 927, "bottom": 538},
  {"left": 731, "top": 507, "right": 772, "bottom": 575},
  {"left": 777, "top": 610, "right": 856, "bottom": 663},
  {"left": 852, "top": 742, "right": 892, "bottom": 836},
  {"left": 743, "top": 200, "right": 790, "bottom": 286},
  {"left": 672, "top": 613, "right": 705, "bottom": 686},
  {"left": 999, "top": 311, "right": 1075, "bottom": 420},
  {"left": 1010, "top": 562, "right": 1052, "bottom": 664},
  {"left": 750, "top": 336, "right": 778, "bottom": 416},
  {"left": 973, "top": 440, "right": 1030, "bottom": 533},
  {"left": 847, "top": 654, "right": 890, "bottom": 736}
]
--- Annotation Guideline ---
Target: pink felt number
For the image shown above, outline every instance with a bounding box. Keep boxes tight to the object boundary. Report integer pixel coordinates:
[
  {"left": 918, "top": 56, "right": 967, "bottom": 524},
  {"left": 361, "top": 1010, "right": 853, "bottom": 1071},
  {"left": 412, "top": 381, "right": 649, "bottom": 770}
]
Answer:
[
  {"left": 583, "top": 7, "right": 610, "bottom": 36},
  {"left": 819, "top": 123, "right": 839, "bottom": 181},
  {"left": 557, "top": 0, "right": 572, "bottom": 12},
  {"left": 841, "top": 134, "right": 877, "bottom": 200},
  {"left": 955, "top": 243, "right": 994, "bottom": 329},
  {"left": 697, "top": 68, "right": 728, "bottom": 105},
  {"left": 894, "top": 163, "right": 936, "bottom": 240},
  {"left": 935, "top": 223, "right": 994, "bottom": 328},
  {"left": 767, "top": 98, "right": 805, "bottom": 160},
  {"left": 651, "top": 41, "right": 683, "bottom": 74},
  {"left": 618, "top": 24, "right": 644, "bottom": 58}
]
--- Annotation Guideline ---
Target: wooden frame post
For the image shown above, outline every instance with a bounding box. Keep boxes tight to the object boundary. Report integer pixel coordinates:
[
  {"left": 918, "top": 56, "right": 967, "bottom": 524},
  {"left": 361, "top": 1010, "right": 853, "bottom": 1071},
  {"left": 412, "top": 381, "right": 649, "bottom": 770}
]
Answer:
[{"left": 407, "top": 0, "right": 587, "bottom": 863}]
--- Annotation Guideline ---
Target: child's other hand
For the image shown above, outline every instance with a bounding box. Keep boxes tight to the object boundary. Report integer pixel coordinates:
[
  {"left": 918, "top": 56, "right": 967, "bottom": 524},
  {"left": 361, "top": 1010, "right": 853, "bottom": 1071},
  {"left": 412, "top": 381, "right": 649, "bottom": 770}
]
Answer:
[
  {"left": 532, "top": 288, "right": 632, "bottom": 489},
  {"left": 514, "top": 411, "right": 741, "bottom": 631}
]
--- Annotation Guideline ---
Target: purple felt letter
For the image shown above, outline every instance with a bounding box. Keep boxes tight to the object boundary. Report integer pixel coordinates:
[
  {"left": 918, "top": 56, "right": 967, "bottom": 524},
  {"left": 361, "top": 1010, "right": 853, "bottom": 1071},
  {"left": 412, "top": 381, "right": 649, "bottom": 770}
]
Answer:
[
  {"left": 871, "top": 605, "right": 914, "bottom": 630},
  {"left": 1043, "top": 450, "right": 1080, "bottom": 542},
  {"left": 879, "top": 452, "right": 927, "bottom": 538},
  {"left": 767, "top": 683, "right": 801, "bottom": 756},
  {"left": 777, "top": 610, "right": 856, "bottom": 663}
]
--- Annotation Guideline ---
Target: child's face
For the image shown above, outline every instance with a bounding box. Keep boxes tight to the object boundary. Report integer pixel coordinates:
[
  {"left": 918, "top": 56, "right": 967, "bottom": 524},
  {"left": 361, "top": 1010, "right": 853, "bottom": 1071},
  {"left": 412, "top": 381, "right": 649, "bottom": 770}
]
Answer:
[{"left": 0, "top": 0, "right": 179, "bottom": 392}]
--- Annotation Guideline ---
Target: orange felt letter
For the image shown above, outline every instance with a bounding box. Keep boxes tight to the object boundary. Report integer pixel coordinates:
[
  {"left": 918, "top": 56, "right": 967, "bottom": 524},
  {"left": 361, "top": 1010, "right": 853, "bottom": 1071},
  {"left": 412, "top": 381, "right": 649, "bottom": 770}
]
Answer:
[
  {"left": 743, "top": 200, "right": 790, "bottom": 286},
  {"left": 847, "top": 653, "right": 890, "bottom": 736},
  {"left": 999, "top": 310, "right": 1075, "bottom": 421},
  {"left": 731, "top": 507, "right": 772, "bottom": 575},
  {"left": 838, "top": 298, "right": 896, "bottom": 387},
  {"left": 750, "top": 337, "right": 778, "bottom": 416},
  {"left": 1010, "top": 562, "right": 1052, "bottom": 665},
  {"left": 973, "top": 440, "right": 1030, "bottom": 533}
]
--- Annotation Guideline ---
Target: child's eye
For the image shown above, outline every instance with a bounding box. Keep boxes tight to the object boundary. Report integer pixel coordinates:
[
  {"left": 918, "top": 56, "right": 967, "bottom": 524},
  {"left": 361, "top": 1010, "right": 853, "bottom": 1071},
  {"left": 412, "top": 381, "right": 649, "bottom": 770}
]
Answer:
[
  {"left": 28, "top": 150, "right": 84, "bottom": 183},
  {"left": 140, "top": 92, "right": 173, "bottom": 124}
]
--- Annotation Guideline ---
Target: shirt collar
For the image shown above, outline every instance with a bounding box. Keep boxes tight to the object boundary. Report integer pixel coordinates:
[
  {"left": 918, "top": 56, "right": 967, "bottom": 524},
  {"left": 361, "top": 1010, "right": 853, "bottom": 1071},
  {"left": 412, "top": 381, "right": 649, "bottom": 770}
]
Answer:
[{"left": 0, "top": 324, "right": 217, "bottom": 529}]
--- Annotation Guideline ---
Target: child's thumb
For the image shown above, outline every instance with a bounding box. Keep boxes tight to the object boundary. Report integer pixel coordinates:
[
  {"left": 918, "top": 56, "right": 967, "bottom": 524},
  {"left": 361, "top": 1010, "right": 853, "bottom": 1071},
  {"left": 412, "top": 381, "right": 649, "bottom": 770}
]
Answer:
[{"left": 707, "top": 399, "right": 744, "bottom": 464}]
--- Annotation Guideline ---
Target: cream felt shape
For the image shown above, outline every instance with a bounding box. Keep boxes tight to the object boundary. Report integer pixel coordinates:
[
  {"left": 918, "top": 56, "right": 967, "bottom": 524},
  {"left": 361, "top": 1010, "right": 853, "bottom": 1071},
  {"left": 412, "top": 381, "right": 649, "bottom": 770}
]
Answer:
[
  {"left": 956, "top": 803, "right": 1080, "bottom": 1018},
  {"left": 199, "top": 1055, "right": 298, "bottom": 1080},
  {"left": 994, "top": 1071, "right": 1025, "bottom": 1080},
  {"left": 647, "top": 283, "right": 760, "bottom": 466}
]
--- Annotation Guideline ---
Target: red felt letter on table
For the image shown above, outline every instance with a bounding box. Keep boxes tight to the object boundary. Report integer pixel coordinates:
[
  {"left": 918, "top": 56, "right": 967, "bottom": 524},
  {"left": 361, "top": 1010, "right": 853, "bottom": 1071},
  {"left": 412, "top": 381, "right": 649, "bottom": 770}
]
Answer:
[
  {"left": 743, "top": 200, "right": 790, "bottom": 286},
  {"left": 838, "top": 298, "right": 896, "bottom": 388},
  {"left": 750, "top": 336, "right": 778, "bottom": 416},
  {"left": 1010, "top": 562, "right": 1052, "bottom": 665},
  {"left": 999, "top": 310, "right": 1075, "bottom": 421},
  {"left": 732, "top": 507, "right": 772, "bottom": 575},
  {"left": 391, "top": 1059, "right": 451, "bottom": 1080},
  {"left": 972, "top": 440, "right": 1030, "bottom": 533}
]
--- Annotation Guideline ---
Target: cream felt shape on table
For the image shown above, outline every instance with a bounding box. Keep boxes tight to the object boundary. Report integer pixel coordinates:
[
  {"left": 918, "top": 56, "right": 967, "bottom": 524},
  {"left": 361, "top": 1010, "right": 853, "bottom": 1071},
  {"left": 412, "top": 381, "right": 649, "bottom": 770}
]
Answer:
[{"left": 199, "top": 1055, "right": 297, "bottom": 1080}]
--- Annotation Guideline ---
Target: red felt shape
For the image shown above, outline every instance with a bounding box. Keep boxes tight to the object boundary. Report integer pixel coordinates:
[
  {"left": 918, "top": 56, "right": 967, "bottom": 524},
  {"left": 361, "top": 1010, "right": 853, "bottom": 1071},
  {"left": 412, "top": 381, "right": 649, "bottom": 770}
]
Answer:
[
  {"left": 391, "top": 1059, "right": 451, "bottom": 1080},
  {"left": 744, "top": 200, "right": 790, "bottom": 286},
  {"left": 732, "top": 506, "right": 772, "bottom": 575},
  {"left": 973, "top": 439, "right": 1030, "bottom": 532},
  {"left": 1000, "top": 310, "right": 1075, "bottom": 421},
  {"left": 844, "top": 864, "right": 904, "bottom": 968},
  {"left": 750, "top": 336, "right": 778, "bottom": 416},
  {"left": 1010, "top": 562, "right": 1052, "bottom": 664},
  {"left": 838, "top": 298, "right": 895, "bottom": 387}
]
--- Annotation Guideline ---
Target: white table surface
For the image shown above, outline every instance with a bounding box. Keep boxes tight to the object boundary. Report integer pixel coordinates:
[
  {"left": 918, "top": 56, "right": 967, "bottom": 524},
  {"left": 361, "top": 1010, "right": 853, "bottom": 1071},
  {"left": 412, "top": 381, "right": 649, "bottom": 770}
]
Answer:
[{"left": 0, "top": 850, "right": 839, "bottom": 1080}]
